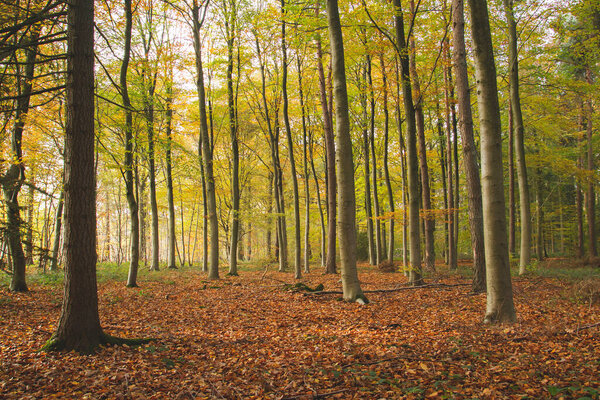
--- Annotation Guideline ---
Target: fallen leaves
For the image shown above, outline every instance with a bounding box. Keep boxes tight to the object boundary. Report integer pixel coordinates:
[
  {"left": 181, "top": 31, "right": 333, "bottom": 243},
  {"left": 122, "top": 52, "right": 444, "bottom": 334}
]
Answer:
[{"left": 0, "top": 266, "right": 598, "bottom": 399}]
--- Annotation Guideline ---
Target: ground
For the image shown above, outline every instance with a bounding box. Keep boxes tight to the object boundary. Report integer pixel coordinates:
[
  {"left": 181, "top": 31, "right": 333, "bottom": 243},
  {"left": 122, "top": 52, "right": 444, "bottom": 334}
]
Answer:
[{"left": 0, "top": 261, "right": 598, "bottom": 399}]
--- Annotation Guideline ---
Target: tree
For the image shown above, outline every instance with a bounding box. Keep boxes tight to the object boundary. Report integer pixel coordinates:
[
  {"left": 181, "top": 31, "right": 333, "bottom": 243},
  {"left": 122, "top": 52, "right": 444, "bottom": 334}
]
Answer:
[
  {"left": 468, "top": 0, "right": 517, "bottom": 323},
  {"left": 503, "top": 0, "right": 532, "bottom": 274},
  {"left": 452, "top": 0, "right": 485, "bottom": 292},
  {"left": 326, "top": 0, "right": 366, "bottom": 303}
]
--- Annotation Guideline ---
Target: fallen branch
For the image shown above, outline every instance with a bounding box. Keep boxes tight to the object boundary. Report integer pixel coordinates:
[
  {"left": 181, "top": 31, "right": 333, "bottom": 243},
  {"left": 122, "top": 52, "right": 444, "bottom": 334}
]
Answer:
[
  {"left": 302, "top": 283, "right": 471, "bottom": 296},
  {"left": 281, "top": 388, "right": 348, "bottom": 400},
  {"left": 576, "top": 322, "right": 600, "bottom": 332}
]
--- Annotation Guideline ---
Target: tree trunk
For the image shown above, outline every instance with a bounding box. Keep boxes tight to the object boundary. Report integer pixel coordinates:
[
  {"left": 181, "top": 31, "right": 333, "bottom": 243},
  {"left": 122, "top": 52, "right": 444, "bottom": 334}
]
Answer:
[
  {"left": 309, "top": 129, "right": 327, "bottom": 269},
  {"left": 326, "top": 0, "right": 366, "bottom": 302},
  {"left": 50, "top": 190, "right": 64, "bottom": 271},
  {"left": 394, "top": 0, "right": 423, "bottom": 285},
  {"left": 281, "top": 0, "right": 301, "bottom": 278},
  {"left": 452, "top": 0, "right": 486, "bottom": 293},
  {"left": 225, "top": 0, "right": 240, "bottom": 276},
  {"left": 503, "top": 0, "right": 531, "bottom": 274},
  {"left": 367, "top": 55, "right": 382, "bottom": 265},
  {"left": 121, "top": 0, "right": 139, "bottom": 288},
  {"left": 48, "top": 0, "right": 104, "bottom": 352},
  {"left": 381, "top": 54, "right": 395, "bottom": 262},
  {"left": 361, "top": 63, "right": 375, "bottom": 266},
  {"left": 468, "top": 0, "right": 516, "bottom": 323},
  {"left": 315, "top": 30, "right": 337, "bottom": 274},
  {"left": 585, "top": 69, "right": 596, "bottom": 257},
  {"left": 192, "top": 0, "right": 219, "bottom": 280},
  {"left": 298, "top": 56, "right": 311, "bottom": 273},
  {"left": 508, "top": 100, "right": 516, "bottom": 255},
  {"left": 165, "top": 74, "right": 176, "bottom": 269},
  {"left": 444, "top": 40, "right": 457, "bottom": 271},
  {"left": 535, "top": 168, "right": 544, "bottom": 261},
  {"left": 25, "top": 176, "right": 35, "bottom": 265}
]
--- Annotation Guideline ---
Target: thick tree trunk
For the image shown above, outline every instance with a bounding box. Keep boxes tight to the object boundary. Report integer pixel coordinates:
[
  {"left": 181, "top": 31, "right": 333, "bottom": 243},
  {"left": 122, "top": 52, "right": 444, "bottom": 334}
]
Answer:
[
  {"left": 468, "top": 0, "right": 516, "bottom": 323},
  {"left": 316, "top": 32, "right": 337, "bottom": 274},
  {"left": 452, "top": 0, "right": 486, "bottom": 293},
  {"left": 394, "top": 0, "right": 423, "bottom": 285},
  {"left": 326, "top": 0, "right": 366, "bottom": 302},
  {"left": 281, "top": 0, "right": 301, "bottom": 278},
  {"left": 503, "top": 0, "right": 531, "bottom": 274},
  {"left": 49, "top": 0, "right": 104, "bottom": 352},
  {"left": 192, "top": 0, "right": 219, "bottom": 280}
]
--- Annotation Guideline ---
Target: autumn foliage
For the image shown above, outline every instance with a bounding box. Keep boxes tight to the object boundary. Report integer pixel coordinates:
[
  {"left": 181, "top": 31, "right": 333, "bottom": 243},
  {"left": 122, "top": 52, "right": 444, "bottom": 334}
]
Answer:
[{"left": 1, "top": 264, "right": 598, "bottom": 399}]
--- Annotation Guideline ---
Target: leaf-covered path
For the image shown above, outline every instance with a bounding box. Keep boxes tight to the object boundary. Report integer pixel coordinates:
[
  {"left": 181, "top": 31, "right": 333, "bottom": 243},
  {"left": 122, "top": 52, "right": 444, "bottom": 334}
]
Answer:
[{"left": 1, "top": 266, "right": 598, "bottom": 399}]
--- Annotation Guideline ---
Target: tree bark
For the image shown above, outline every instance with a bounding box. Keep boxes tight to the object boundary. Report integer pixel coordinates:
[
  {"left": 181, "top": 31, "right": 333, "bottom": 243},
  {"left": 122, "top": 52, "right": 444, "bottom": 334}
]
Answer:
[
  {"left": 503, "top": 0, "right": 531, "bottom": 274},
  {"left": 380, "top": 54, "right": 395, "bottom": 262},
  {"left": 121, "top": 0, "right": 139, "bottom": 288},
  {"left": 192, "top": 0, "right": 219, "bottom": 280},
  {"left": 298, "top": 56, "right": 311, "bottom": 273},
  {"left": 394, "top": 0, "right": 423, "bottom": 285},
  {"left": 443, "top": 39, "right": 457, "bottom": 271},
  {"left": 326, "top": 0, "right": 366, "bottom": 302},
  {"left": 367, "top": 55, "right": 382, "bottom": 265},
  {"left": 50, "top": 189, "right": 64, "bottom": 271},
  {"left": 315, "top": 30, "right": 337, "bottom": 274},
  {"left": 360, "top": 62, "right": 375, "bottom": 266},
  {"left": 468, "top": 0, "right": 516, "bottom": 323},
  {"left": 165, "top": 72, "right": 176, "bottom": 269},
  {"left": 585, "top": 68, "right": 596, "bottom": 257},
  {"left": 452, "top": 0, "right": 486, "bottom": 293},
  {"left": 281, "top": 0, "right": 301, "bottom": 278},
  {"left": 49, "top": 0, "right": 104, "bottom": 352},
  {"left": 508, "top": 100, "right": 516, "bottom": 255}
]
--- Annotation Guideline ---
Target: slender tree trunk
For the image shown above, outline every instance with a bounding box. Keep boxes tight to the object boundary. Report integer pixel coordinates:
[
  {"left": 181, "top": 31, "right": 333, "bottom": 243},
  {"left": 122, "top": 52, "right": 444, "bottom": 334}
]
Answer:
[
  {"left": 508, "top": 100, "right": 516, "bottom": 255},
  {"left": 394, "top": 0, "right": 423, "bottom": 285},
  {"left": 367, "top": 55, "right": 382, "bottom": 265},
  {"left": 281, "top": 0, "right": 301, "bottom": 278},
  {"left": 192, "top": 0, "right": 219, "bottom": 280},
  {"left": 468, "top": 0, "right": 516, "bottom": 323},
  {"left": 225, "top": 0, "right": 240, "bottom": 276},
  {"left": 2, "top": 29, "right": 39, "bottom": 291},
  {"left": 309, "top": 129, "right": 326, "bottom": 268},
  {"left": 298, "top": 56, "right": 311, "bottom": 273},
  {"left": 452, "top": 0, "right": 486, "bottom": 293},
  {"left": 121, "top": 0, "right": 139, "bottom": 288},
  {"left": 408, "top": 1, "right": 435, "bottom": 272},
  {"left": 326, "top": 0, "right": 366, "bottom": 302},
  {"left": 503, "top": 0, "right": 531, "bottom": 274},
  {"left": 165, "top": 75, "right": 176, "bottom": 269},
  {"left": 443, "top": 40, "right": 457, "bottom": 270},
  {"left": 361, "top": 63, "right": 375, "bottom": 266},
  {"left": 436, "top": 101, "right": 449, "bottom": 264},
  {"left": 50, "top": 190, "right": 64, "bottom": 271},
  {"left": 535, "top": 168, "right": 544, "bottom": 261},
  {"left": 381, "top": 54, "right": 395, "bottom": 262},
  {"left": 585, "top": 69, "right": 596, "bottom": 257},
  {"left": 316, "top": 30, "right": 337, "bottom": 274},
  {"left": 25, "top": 176, "right": 35, "bottom": 265}
]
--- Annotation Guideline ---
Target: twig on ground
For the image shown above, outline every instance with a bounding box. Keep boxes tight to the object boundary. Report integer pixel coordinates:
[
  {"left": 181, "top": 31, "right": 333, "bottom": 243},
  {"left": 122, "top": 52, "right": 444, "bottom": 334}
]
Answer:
[
  {"left": 281, "top": 388, "right": 348, "bottom": 399},
  {"left": 575, "top": 322, "right": 600, "bottom": 333},
  {"left": 302, "top": 283, "right": 471, "bottom": 296}
]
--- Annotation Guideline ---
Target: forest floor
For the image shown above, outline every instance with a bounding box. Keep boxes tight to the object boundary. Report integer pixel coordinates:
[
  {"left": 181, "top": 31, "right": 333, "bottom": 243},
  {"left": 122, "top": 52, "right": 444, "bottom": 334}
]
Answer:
[{"left": 0, "top": 260, "right": 599, "bottom": 399}]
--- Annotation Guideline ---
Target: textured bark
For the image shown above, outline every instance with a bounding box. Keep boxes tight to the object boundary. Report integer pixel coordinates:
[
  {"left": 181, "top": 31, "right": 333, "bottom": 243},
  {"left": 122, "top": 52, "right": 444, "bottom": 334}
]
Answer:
[
  {"left": 121, "top": 0, "right": 139, "bottom": 288},
  {"left": 326, "top": 0, "right": 366, "bottom": 303},
  {"left": 394, "top": 0, "right": 423, "bottom": 285},
  {"left": 503, "top": 0, "right": 531, "bottom": 274},
  {"left": 192, "top": 0, "right": 219, "bottom": 280},
  {"left": 468, "top": 0, "right": 516, "bottom": 323},
  {"left": 452, "top": 0, "right": 486, "bottom": 293},
  {"left": 281, "top": 0, "right": 301, "bottom": 279},
  {"left": 51, "top": 0, "right": 104, "bottom": 352},
  {"left": 316, "top": 32, "right": 337, "bottom": 274}
]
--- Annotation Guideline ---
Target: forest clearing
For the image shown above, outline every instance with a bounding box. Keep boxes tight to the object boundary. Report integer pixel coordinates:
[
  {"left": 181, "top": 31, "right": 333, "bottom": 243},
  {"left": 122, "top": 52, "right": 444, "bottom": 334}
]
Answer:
[{"left": 1, "top": 261, "right": 598, "bottom": 399}]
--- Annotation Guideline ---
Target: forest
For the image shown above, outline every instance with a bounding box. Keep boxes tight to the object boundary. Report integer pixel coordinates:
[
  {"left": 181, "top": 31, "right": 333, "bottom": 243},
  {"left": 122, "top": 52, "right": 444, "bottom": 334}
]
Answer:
[{"left": 1, "top": 0, "right": 599, "bottom": 398}]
